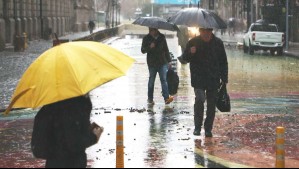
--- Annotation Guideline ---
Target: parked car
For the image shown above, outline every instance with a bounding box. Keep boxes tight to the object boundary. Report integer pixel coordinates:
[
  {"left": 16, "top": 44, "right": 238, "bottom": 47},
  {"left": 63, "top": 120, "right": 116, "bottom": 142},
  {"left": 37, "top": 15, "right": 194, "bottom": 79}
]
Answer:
[{"left": 243, "top": 23, "right": 285, "bottom": 56}]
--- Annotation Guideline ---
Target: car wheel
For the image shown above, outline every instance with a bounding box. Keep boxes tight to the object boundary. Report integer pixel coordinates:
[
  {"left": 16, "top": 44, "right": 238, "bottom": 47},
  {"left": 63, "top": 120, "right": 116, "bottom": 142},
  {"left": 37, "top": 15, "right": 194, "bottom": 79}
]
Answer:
[
  {"left": 277, "top": 47, "right": 283, "bottom": 56},
  {"left": 270, "top": 50, "right": 275, "bottom": 56},
  {"left": 243, "top": 41, "right": 248, "bottom": 53},
  {"left": 249, "top": 42, "right": 254, "bottom": 55}
]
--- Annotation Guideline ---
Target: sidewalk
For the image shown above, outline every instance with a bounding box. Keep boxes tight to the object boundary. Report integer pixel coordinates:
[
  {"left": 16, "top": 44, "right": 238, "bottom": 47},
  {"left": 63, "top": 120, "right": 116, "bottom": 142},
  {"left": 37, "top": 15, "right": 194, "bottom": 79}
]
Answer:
[
  {"left": 285, "top": 42, "right": 299, "bottom": 58},
  {"left": 59, "top": 27, "right": 105, "bottom": 41}
]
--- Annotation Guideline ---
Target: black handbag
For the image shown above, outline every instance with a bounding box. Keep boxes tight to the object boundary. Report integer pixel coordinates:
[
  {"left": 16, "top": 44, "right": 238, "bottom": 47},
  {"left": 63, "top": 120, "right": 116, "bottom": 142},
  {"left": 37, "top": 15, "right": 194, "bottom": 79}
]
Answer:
[
  {"left": 167, "top": 69, "right": 179, "bottom": 95},
  {"left": 216, "top": 83, "right": 231, "bottom": 112}
]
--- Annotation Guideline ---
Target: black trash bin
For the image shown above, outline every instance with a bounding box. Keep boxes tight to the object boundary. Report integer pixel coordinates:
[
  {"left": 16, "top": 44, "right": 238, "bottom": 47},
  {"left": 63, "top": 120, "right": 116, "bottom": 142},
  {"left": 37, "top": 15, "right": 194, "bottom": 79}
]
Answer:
[{"left": 14, "top": 35, "right": 25, "bottom": 52}]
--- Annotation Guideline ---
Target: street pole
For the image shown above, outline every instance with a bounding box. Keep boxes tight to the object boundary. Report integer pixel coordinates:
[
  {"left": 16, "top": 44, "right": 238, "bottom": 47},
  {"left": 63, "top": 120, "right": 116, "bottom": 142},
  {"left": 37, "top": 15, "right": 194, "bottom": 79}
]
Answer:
[
  {"left": 286, "top": 0, "right": 289, "bottom": 50},
  {"left": 151, "top": 0, "right": 154, "bottom": 17},
  {"left": 40, "top": 0, "right": 43, "bottom": 38},
  {"left": 112, "top": 0, "right": 115, "bottom": 27},
  {"left": 246, "top": 0, "right": 251, "bottom": 30},
  {"left": 251, "top": 0, "right": 254, "bottom": 24},
  {"left": 151, "top": 4, "right": 153, "bottom": 17}
]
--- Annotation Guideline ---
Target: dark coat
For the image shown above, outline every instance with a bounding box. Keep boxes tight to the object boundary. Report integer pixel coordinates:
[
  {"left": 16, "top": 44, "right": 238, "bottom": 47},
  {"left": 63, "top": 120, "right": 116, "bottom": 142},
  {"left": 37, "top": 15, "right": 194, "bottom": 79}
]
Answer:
[
  {"left": 141, "top": 32, "right": 171, "bottom": 67},
  {"left": 182, "top": 34, "right": 228, "bottom": 90},
  {"left": 88, "top": 21, "right": 95, "bottom": 29},
  {"left": 32, "top": 96, "right": 97, "bottom": 168}
]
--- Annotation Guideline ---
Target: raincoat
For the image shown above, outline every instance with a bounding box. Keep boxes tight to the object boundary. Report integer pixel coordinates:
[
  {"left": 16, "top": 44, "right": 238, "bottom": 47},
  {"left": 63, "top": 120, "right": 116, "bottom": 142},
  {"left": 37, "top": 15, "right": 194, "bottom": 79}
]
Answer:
[
  {"left": 141, "top": 32, "right": 171, "bottom": 67},
  {"left": 182, "top": 34, "right": 228, "bottom": 90},
  {"left": 31, "top": 96, "right": 98, "bottom": 168}
]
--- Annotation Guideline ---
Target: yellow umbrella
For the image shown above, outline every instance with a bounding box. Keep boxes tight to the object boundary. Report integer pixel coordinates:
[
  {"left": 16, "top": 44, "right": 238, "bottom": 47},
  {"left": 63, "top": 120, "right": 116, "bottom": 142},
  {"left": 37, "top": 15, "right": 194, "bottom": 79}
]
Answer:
[{"left": 4, "top": 41, "right": 135, "bottom": 115}]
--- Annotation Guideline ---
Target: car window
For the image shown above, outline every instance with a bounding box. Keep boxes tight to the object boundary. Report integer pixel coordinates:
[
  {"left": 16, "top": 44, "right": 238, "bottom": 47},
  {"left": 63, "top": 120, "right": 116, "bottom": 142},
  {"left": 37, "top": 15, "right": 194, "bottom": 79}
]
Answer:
[{"left": 251, "top": 25, "right": 277, "bottom": 32}]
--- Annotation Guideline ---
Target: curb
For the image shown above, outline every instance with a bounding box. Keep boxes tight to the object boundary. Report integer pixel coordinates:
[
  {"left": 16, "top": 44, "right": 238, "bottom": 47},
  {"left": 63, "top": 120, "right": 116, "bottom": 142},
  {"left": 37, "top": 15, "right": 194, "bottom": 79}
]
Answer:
[
  {"left": 194, "top": 148, "right": 254, "bottom": 168},
  {"left": 284, "top": 51, "right": 299, "bottom": 58}
]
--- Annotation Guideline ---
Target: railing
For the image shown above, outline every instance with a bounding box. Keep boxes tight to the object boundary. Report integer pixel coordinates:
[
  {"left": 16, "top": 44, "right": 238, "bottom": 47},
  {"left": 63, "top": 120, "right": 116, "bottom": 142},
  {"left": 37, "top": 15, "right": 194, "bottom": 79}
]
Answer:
[{"left": 73, "top": 25, "right": 126, "bottom": 42}]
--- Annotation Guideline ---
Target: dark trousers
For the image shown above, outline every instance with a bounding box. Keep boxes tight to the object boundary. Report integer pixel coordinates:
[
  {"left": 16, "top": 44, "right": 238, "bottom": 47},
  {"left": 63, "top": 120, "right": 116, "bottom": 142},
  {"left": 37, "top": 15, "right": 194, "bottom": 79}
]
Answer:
[
  {"left": 46, "top": 153, "right": 87, "bottom": 168},
  {"left": 194, "top": 88, "right": 217, "bottom": 132}
]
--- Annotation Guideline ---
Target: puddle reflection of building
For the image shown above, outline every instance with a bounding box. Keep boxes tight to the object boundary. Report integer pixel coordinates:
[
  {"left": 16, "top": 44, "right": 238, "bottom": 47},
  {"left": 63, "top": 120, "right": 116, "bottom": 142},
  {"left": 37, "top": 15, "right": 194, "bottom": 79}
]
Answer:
[{"left": 144, "top": 106, "right": 175, "bottom": 168}]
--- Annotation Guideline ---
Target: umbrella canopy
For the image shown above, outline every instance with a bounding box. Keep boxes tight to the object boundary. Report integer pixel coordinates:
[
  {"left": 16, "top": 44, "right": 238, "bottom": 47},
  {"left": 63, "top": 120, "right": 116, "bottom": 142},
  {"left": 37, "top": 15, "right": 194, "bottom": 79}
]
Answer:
[
  {"left": 133, "top": 17, "right": 179, "bottom": 31},
  {"left": 4, "top": 41, "right": 135, "bottom": 114},
  {"left": 168, "top": 8, "right": 227, "bottom": 29}
]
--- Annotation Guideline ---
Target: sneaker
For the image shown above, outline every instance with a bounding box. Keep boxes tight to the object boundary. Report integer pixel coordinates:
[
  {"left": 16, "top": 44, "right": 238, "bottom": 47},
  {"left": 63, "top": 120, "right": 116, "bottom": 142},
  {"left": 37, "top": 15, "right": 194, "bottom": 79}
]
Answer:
[
  {"left": 147, "top": 99, "right": 155, "bottom": 105},
  {"left": 205, "top": 131, "right": 213, "bottom": 137},
  {"left": 165, "top": 96, "right": 174, "bottom": 104},
  {"left": 193, "top": 129, "right": 201, "bottom": 136}
]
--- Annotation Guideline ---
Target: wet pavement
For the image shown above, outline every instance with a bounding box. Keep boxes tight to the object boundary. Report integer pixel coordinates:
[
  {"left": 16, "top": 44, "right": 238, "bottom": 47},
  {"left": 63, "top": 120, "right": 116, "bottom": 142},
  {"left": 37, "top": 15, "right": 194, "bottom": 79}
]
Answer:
[{"left": 0, "top": 27, "right": 299, "bottom": 168}]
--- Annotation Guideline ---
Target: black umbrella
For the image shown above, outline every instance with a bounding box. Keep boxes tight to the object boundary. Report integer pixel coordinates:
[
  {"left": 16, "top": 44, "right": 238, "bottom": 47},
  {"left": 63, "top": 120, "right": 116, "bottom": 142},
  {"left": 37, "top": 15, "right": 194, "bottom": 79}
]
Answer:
[
  {"left": 133, "top": 17, "right": 179, "bottom": 31},
  {"left": 168, "top": 8, "right": 227, "bottom": 29}
]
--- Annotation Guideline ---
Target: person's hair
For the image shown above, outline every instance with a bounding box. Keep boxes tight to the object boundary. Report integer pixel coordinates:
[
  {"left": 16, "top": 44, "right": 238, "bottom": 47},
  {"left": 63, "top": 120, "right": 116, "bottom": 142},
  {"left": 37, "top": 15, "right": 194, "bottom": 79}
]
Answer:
[{"left": 149, "top": 28, "right": 158, "bottom": 31}]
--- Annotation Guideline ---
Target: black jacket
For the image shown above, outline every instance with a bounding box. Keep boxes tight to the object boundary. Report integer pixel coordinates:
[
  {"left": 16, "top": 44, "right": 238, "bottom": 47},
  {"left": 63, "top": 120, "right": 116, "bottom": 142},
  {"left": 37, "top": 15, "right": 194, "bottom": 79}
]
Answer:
[
  {"left": 182, "top": 34, "right": 228, "bottom": 90},
  {"left": 32, "top": 96, "right": 97, "bottom": 168},
  {"left": 141, "top": 32, "right": 171, "bottom": 67}
]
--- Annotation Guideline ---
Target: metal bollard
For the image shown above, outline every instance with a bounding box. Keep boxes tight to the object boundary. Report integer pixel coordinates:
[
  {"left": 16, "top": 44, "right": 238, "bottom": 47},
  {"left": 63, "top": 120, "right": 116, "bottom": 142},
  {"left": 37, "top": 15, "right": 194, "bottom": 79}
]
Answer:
[
  {"left": 275, "top": 127, "right": 285, "bottom": 168},
  {"left": 116, "top": 116, "right": 124, "bottom": 168},
  {"left": 23, "top": 32, "right": 28, "bottom": 49}
]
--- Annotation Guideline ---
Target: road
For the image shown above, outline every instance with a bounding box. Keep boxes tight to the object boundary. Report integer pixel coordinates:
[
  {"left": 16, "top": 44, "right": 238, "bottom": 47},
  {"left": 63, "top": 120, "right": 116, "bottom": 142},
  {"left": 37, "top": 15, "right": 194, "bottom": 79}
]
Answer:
[{"left": 0, "top": 33, "right": 298, "bottom": 168}]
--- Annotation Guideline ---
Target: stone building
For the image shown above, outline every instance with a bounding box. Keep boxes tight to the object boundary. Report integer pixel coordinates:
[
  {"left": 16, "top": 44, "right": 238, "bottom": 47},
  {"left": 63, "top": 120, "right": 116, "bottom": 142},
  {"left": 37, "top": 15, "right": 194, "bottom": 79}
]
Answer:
[{"left": 0, "top": 0, "right": 95, "bottom": 50}]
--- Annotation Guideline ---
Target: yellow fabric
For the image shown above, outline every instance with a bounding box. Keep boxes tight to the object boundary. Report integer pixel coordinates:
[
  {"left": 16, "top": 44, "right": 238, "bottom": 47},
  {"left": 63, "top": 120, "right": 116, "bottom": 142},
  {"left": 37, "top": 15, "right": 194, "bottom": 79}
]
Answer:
[{"left": 6, "top": 41, "right": 135, "bottom": 112}]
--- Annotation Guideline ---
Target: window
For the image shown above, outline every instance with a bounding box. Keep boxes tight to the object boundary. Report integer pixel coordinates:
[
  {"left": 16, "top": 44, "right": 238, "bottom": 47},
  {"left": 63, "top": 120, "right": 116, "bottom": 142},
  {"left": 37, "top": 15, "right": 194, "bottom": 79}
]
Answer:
[{"left": 251, "top": 24, "right": 277, "bottom": 32}]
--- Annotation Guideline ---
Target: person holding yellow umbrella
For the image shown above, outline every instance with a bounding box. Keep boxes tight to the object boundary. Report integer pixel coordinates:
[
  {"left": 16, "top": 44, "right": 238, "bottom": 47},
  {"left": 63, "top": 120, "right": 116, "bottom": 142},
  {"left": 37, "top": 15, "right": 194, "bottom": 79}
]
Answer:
[
  {"left": 32, "top": 94, "right": 103, "bottom": 168},
  {"left": 4, "top": 41, "right": 135, "bottom": 168}
]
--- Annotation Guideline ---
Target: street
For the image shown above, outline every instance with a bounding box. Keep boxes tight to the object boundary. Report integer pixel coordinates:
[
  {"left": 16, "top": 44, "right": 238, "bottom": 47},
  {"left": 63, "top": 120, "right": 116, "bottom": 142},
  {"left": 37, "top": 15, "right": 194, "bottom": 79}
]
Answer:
[{"left": 0, "top": 33, "right": 298, "bottom": 168}]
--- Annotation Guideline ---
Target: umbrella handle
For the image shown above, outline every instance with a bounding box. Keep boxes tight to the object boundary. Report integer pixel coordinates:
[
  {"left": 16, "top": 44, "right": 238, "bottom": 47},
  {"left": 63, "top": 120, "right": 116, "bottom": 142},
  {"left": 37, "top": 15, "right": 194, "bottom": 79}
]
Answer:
[{"left": 4, "top": 87, "right": 33, "bottom": 115}]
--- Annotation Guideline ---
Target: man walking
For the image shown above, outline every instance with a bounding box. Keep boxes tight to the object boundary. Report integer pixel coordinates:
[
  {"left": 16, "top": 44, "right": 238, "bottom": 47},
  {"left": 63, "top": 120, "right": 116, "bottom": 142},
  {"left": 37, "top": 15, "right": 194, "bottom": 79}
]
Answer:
[
  {"left": 182, "top": 28, "right": 228, "bottom": 137},
  {"left": 141, "top": 28, "right": 174, "bottom": 105},
  {"left": 88, "top": 21, "right": 95, "bottom": 34}
]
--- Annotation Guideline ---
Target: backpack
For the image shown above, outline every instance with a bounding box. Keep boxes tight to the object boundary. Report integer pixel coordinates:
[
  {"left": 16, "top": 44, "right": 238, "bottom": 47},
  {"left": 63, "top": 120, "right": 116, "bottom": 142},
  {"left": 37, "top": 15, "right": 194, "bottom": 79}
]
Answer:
[
  {"left": 167, "top": 68, "right": 179, "bottom": 95},
  {"left": 31, "top": 108, "right": 54, "bottom": 159}
]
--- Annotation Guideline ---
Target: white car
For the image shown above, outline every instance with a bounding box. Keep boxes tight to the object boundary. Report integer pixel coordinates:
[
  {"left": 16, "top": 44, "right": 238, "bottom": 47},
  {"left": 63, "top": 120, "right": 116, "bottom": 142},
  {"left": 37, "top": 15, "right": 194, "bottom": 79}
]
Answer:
[{"left": 243, "top": 23, "right": 285, "bottom": 56}]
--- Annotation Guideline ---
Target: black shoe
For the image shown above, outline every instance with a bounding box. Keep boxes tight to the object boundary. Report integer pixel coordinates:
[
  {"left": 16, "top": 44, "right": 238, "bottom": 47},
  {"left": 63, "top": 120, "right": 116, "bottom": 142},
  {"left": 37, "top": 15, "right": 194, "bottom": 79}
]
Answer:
[
  {"left": 147, "top": 99, "right": 155, "bottom": 105},
  {"left": 193, "top": 130, "right": 201, "bottom": 136},
  {"left": 205, "top": 131, "right": 213, "bottom": 137}
]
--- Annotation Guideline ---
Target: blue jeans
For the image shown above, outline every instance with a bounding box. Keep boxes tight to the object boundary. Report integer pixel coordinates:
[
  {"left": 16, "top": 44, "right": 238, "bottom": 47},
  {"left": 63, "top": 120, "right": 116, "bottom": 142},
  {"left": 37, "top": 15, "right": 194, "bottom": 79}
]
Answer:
[{"left": 148, "top": 64, "right": 170, "bottom": 101}]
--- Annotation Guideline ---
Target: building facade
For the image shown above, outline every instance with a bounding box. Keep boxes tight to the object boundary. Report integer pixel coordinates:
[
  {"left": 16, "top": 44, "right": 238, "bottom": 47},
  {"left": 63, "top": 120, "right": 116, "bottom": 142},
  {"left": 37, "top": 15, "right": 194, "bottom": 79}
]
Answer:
[{"left": 0, "top": 0, "right": 95, "bottom": 50}]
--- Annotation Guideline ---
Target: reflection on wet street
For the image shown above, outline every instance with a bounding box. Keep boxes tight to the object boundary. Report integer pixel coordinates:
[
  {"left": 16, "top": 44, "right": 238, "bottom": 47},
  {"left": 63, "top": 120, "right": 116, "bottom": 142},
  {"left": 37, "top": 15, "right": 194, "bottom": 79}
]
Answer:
[
  {"left": 0, "top": 34, "right": 298, "bottom": 168},
  {"left": 87, "top": 35, "right": 299, "bottom": 168}
]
